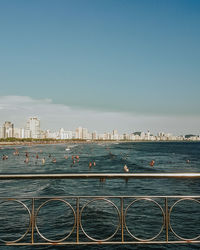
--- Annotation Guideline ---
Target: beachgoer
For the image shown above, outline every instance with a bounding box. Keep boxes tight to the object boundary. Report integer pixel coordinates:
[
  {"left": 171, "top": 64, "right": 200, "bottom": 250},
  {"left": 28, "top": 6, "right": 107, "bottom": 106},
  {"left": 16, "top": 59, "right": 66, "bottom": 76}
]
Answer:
[
  {"left": 124, "top": 164, "right": 129, "bottom": 172},
  {"left": 24, "top": 157, "right": 29, "bottom": 163},
  {"left": 149, "top": 160, "right": 155, "bottom": 167},
  {"left": 42, "top": 158, "right": 45, "bottom": 165}
]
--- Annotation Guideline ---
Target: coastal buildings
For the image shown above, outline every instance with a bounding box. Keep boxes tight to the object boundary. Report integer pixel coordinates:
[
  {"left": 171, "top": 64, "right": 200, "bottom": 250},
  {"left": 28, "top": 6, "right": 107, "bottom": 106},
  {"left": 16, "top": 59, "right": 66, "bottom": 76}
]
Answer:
[
  {"left": 76, "top": 127, "right": 83, "bottom": 139},
  {"left": 2, "top": 121, "right": 14, "bottom": 138},
  {"left": 0, "top": 117, "right": 199, "bottom": 141},
  {"left": 26, "top": 117, "right": 41, "bottom": 139}
]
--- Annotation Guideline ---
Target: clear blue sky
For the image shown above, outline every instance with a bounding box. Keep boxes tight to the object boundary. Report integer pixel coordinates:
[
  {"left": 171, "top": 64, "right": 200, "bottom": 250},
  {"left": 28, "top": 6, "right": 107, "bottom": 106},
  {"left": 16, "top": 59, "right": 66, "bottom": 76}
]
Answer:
[{"left": 0, "top": 0, "right": 200, "bottom": 133}]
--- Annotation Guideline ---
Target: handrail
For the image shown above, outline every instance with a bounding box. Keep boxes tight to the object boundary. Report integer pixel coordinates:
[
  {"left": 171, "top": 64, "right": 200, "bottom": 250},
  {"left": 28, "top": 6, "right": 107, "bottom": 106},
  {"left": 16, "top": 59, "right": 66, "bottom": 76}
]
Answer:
[
  {"left": 0, "top": 173, "right": 200, "bottom": 179},
  {"left": 0, "top": 195, "right": 200, "bottom": 245},
  {"left": 0, "top": 173, "right": 200, "bottom": 245}
]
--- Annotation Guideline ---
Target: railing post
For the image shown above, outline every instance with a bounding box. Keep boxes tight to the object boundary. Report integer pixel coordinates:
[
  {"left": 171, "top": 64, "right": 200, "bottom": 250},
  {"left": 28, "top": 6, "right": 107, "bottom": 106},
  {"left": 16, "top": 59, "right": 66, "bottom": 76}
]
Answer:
[
  {"left": 165, "top": 197, "right": 169, "bottom": 242},
  {"left": 76, "top": 197, "right": 80, "bottom": 243},
  {"left": 121, "top": 197, "right": 124, "bottom": 242},
  {"left": 31, "top": 198, "right": 35, "bottom": 244}
]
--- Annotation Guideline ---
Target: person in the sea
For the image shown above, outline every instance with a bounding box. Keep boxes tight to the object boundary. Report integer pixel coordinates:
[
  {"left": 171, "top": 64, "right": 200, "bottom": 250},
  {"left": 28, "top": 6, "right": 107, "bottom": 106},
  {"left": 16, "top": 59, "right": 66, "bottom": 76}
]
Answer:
[
  {"left": 42, "top": 158, "right": 45, "bottom": 165},
  {"left": 124, "top": 164, "right": 129, "bottom": 172},
  {"left": 24, "top": 157, "right": 29, "bottom": 163},
  {"left": 2, "top": 154, "right": 7, "bottom": 160},
  {"left": 52, "top": 158, "right": 56, "bottom": 163},
  {"left": 149, "top": 160, "right": 155, "bottom": 167}
]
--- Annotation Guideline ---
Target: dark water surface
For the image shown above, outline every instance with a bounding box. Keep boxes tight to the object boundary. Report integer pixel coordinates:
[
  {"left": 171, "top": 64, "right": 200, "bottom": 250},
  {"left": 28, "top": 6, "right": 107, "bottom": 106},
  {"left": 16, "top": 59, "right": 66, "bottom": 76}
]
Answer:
[{"left": 0, "top": 142, "right": 200, "bottom": 249}]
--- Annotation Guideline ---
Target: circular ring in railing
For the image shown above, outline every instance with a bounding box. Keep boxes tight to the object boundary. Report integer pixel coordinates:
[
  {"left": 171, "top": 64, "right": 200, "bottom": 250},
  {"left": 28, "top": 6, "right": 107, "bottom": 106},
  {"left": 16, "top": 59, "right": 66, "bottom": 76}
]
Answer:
[
  {"left": 0, "top": 199, "right": 31, "bottom": 243},
  {"left": 80, "top": 198, "right": 120, "bottom": 242},
  {"left": 169, "top": 198, "right": 200, "bottom": 241},
  {"left": 124, "top": 198, "right": 165, "bottom": 241},
  {"left": 35, "top": 198, "right": 76, "bottom": 242}
]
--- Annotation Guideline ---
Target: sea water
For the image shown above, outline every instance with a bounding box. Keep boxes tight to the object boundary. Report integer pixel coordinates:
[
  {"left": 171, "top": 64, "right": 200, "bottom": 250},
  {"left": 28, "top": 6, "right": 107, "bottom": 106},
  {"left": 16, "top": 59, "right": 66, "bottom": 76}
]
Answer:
[{"left": 0, "top": 142, "right": 200, "bottom": 250}]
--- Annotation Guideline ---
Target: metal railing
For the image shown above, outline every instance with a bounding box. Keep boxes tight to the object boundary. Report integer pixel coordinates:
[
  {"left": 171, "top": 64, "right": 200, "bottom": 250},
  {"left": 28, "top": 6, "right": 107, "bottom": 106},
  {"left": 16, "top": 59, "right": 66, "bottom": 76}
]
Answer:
[{"left": 0, "top": 173, "right": 199, "bottom": 246}]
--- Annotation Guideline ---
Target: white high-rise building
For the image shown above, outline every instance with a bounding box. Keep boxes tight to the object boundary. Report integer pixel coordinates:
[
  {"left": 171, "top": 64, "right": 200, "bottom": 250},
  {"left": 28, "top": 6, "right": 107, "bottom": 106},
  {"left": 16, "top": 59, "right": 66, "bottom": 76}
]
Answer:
[
  {"left": 112, "top": 129, "right": 119, "bottom": 140},
  {"left": 14, "top": 128, "right": 21, "bottom": 138},
  {"left": 59, "top": 128, "right": 73, "bottom": 139},
  {"left": 76, "top": 127, "right": 83, "bottom": 139},
  {"left": 0, "top": 127, "right": 4, "bottom": 138},
  {"left": 3, "top": 121, "right": 14, "bottom": 138},
  {"left": 26, "top": 117, "right": 41, "bottom": 139},
  {"left": 92, "top": 131, "right": 98, "bottom": 140},
  {"left": 82, "top": 128, "right": 88, "bottom": 139}
]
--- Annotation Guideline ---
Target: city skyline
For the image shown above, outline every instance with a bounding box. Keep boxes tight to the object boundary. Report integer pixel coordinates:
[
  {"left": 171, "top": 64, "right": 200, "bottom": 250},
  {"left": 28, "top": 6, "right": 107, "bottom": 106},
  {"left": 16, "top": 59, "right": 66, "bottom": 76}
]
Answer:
[
  {"left": 0, "top": 116, "right": 199, "bottom": 142},
  {"left": 0, "top": 95, "right": 200, "bottom": 135},
  {"left": 0, "top": 1, "right": 200, "bottom": 133}
]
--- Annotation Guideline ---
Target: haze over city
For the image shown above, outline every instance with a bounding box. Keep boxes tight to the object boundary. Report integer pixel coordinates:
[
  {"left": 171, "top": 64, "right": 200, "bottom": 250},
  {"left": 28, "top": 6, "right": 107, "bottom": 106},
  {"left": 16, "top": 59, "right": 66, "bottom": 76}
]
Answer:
[{"left": 0, "top": 0, "right": 200, "bottom": 134}]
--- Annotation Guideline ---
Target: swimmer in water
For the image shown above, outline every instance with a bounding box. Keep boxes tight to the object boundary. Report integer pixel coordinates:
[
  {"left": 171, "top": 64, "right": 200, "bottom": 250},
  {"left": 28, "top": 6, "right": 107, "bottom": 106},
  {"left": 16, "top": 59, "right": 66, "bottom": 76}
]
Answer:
[
  {"left": 52, "top": 158, "right": 56, "bottom": 163},
  {"left": 149, "top": 160, "right": 155, "bottom": 167},
  {"left": 24, "top": 157, "right": 29, "bottom": 163},
  {"left": 124, "top": 164, "right": 129, "bottom": 172},
  {"left": 2, "top": 155, "right": 6, "bottom": 160},
  {"left": 42, "top": 158, "right": 45, "bottom": 165}
]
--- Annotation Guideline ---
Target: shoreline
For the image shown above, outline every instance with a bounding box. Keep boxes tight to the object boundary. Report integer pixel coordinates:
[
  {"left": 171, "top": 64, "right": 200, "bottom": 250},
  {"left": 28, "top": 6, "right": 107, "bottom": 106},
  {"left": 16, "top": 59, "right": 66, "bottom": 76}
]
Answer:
[{"left": 0, "top": 140, "right": 199, "bottom": 147}]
